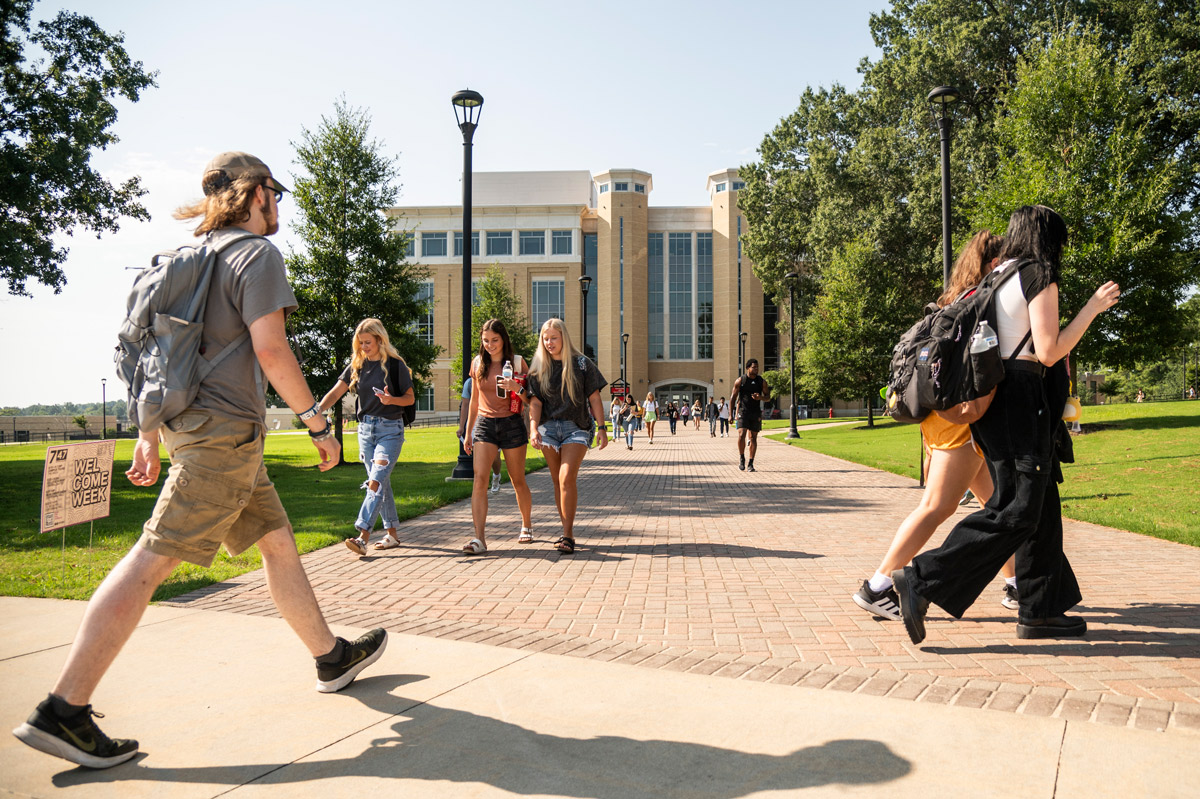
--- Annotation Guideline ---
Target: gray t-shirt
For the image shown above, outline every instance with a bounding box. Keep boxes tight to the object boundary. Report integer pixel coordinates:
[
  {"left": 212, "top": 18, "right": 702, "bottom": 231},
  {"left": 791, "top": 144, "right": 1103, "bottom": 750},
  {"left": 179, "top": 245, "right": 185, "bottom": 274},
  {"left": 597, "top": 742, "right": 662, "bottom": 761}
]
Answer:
[
  {"left": 339, "top": 356, "right": 412, "bottom": 421},
  {"left": 525, "top": 355, "right": 607, "bottom": 431},
  {"left": 192, "top": 228, "right": 297, "bottom": 426}
]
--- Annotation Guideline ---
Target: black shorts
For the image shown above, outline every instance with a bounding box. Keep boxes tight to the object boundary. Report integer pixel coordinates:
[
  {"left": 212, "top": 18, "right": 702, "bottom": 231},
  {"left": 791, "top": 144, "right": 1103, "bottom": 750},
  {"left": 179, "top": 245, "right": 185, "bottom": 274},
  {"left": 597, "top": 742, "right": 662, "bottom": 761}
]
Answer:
[
  {"left": 472, "top": 414, "right": 528, "bottom": 450},
  {"left": 737, "top": 415, "right": 762, "bottom": 432}
]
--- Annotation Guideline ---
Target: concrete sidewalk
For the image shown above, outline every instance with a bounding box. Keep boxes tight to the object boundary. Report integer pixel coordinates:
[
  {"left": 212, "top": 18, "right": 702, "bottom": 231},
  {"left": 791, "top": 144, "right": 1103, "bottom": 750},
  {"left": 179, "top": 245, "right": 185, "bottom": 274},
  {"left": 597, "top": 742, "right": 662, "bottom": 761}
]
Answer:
[
  {"left": 2, "top": 597, "right": 1196, "bottom": 798},
  {"left": 3, "top": 426, "right": 1198, "bottom": 796}
]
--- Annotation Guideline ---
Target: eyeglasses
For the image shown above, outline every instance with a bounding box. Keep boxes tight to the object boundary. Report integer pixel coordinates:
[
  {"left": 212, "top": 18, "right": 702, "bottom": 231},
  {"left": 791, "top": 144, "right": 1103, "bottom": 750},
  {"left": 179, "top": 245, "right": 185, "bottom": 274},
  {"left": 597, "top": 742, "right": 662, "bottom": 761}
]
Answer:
[{"left": 262, "top": 182, "right": 283, "bottom": 203}]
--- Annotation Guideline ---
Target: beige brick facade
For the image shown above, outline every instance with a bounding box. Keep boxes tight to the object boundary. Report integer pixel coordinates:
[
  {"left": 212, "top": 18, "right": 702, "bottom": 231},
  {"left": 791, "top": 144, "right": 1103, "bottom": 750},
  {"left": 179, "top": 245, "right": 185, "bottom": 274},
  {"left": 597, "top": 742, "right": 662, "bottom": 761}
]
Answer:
[{"left": 389, "top": 168, "right": 773, "bottom": 413}]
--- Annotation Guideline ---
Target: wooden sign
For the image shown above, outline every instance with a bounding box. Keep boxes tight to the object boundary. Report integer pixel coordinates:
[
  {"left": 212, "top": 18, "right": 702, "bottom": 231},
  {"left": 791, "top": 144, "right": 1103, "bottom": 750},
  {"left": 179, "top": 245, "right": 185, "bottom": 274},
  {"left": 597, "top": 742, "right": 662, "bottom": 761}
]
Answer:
[{"left": 40, "top": 440, "right": 116, "bottom": 533}]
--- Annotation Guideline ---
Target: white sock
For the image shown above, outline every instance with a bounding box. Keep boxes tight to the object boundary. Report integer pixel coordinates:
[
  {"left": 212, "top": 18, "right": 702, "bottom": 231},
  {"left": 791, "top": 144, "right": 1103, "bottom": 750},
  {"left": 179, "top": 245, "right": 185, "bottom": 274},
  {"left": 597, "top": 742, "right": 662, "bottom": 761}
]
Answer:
[
  {"left": 1005, "top": 576, "right": 1017, "bottom": 588},
  {"left": 868, "top": 571, "right": 893, "bottom": 593}
]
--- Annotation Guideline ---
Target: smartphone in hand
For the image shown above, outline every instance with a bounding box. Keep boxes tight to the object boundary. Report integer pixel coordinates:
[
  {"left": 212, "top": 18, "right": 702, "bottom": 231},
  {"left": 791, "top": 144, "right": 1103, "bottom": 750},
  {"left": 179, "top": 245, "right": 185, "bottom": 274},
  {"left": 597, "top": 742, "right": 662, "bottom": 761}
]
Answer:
[{"left": 373, "top": 387, "right": 385, "bottom": 396}]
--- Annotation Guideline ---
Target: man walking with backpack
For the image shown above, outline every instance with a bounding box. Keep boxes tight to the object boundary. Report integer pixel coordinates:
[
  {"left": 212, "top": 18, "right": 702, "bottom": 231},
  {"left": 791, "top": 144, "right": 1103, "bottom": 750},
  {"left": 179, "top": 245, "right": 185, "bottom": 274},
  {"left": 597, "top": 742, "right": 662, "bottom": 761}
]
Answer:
[{"left": 13, "top": 153, "right": 387, "bottom": 769}]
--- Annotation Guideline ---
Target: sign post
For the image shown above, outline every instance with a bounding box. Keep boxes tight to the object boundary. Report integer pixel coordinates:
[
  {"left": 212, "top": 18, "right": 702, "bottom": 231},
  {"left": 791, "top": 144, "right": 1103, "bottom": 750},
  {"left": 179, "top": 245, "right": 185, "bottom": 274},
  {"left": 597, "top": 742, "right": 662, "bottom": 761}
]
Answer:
[{"left": 609, "top": 378, "right": 629, "bottom": 401}]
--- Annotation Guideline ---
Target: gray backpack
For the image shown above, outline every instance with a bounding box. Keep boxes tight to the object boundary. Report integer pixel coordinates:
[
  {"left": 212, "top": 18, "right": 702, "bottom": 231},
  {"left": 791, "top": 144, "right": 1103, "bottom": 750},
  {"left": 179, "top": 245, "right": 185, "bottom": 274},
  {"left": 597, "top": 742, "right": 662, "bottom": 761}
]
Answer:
[{"left": 114, "top": 232, "right": 263, "bottom": 431}]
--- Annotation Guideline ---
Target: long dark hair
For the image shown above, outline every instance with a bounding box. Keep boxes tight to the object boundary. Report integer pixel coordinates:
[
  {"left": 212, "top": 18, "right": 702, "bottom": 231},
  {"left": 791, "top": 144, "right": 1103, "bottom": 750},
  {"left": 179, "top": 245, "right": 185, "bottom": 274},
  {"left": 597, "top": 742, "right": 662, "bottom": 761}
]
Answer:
[
  {"left": 998, "top": 205, "right": 1068, "bottom": 277},
  {"left": 474, "top": 318, "right": 514, "bottom": 379}
]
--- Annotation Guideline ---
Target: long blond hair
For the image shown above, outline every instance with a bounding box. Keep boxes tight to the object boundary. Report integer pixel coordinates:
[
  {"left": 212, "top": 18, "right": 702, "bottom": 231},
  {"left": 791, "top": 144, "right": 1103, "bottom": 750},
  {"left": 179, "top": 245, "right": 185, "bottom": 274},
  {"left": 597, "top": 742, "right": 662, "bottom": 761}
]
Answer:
[
  {"left": 530, "top": 318, "right": 584, "bottom": 406},
  {"left": 349, "top": 318, "right": 404, "bottom": 394},
  {"left": 937, "top": 230, "right": 1004, "bottom": 307}
]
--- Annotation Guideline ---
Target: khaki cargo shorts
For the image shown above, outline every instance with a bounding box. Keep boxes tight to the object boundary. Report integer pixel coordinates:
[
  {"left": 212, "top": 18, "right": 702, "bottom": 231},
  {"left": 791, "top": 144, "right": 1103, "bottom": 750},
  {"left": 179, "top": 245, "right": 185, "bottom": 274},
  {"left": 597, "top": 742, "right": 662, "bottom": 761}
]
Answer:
[{"left": 139, "top": 409, "right": 289, "bottom": 567}]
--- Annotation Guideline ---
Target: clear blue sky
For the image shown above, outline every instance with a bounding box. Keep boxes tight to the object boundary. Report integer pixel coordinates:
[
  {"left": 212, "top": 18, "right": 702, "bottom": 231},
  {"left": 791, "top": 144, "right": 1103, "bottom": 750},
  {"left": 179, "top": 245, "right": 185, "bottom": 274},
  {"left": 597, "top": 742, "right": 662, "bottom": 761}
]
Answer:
[{"left": 1, "top": 0, "right": 888, "bottom": 408}]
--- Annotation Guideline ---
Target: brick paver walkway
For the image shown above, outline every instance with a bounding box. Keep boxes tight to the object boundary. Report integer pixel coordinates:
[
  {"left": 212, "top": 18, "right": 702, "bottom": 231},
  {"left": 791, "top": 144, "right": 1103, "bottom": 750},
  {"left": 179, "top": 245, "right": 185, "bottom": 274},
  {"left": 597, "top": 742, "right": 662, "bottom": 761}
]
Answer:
[{"left": 167, "top": 426, "right": 1200, "bottom": 734}]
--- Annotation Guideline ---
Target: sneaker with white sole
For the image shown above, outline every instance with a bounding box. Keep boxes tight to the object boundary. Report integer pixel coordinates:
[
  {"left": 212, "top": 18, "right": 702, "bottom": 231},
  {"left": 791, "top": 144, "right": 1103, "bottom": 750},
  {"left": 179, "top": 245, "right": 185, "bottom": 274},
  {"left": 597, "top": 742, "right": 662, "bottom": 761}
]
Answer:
[
  {"left": 489, "top": 473, "right": 501, "bottom": 494},
  {"left": 316, "top": 628, "right": 388, "bottom": 692},
  {"left": 13, "top": 696, "right": 138, "bottom": 769},
  {"left": 852, "top": 580, "right": 902, "bottom": 621},
  {"left": 1001, "top": 583, "right": 1019, "bottom": 610}
]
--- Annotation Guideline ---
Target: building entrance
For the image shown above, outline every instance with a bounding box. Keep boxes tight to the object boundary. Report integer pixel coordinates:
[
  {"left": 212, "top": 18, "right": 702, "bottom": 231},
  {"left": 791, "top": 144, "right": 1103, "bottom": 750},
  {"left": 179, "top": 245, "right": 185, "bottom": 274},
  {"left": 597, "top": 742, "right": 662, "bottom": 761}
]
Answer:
[{"left": 655, "top": 382, "right": 709, "bottom": 412}]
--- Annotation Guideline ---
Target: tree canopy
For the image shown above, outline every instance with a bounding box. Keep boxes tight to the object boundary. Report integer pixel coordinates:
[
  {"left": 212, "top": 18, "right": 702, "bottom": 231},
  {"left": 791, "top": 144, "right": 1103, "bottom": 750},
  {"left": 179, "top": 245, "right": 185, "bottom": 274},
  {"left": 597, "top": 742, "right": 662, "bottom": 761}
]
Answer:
[
  {"left": 1, "top": 0, "right": 156, "bottom": 296},
  {"left": 285, "top": 99, "right": 438, "bottom": 443},
  {"left": 741, "top": 0, "right": 1200, "bottom": 402},
  {"left": 448, "top": 264, "right": 539, "bottom": 398}
]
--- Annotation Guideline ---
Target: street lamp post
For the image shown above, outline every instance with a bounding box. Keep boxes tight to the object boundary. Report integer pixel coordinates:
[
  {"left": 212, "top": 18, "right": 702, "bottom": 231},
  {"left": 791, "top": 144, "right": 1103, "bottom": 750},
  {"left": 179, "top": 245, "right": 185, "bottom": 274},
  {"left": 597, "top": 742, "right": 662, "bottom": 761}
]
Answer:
[
  {"left": 621, "top": 332, "right": 630, "bottom": 397},
  {"left": 739, "top": 331, "right": 748, "bottom": 376},
  {"left": 450, "top": 89, "right": 483, "bottom": 481},
  {"left": 100, "top": 378, "right": 106, "bottom": 441},
  {"left": 579, "top": 275, "right": 593, "bottom": 360},
  {"left": 784, "top": 272, "right": 799, "bottom": 439},
  {"left": 927, "top": 86, "right": 961, "bottom": 291}
]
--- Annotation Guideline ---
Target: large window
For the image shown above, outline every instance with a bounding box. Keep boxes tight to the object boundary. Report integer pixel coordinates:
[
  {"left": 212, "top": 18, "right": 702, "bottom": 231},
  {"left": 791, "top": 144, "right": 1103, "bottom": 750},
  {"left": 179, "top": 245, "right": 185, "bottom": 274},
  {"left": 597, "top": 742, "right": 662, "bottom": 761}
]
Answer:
[
  {"left": 402, "top": 233, "right": 415, "bottom": 258},
  {"left": 668, "top": 233, "right": 692, "bottom": 359},
  {"left": 583, "top": 233, "right": 597, "bottom": 360},
  {"left": 486, "top": 231, "right": 512, "bottom": 256},
  {"left": 764, "top": 292, "right": 780, "bottom": 371},
  {"left": 421, "top": 232, "right": 447, "bottom": 258},
  {"left": 416, "top": 384, "right": 435, "bottom": 412},
  {"left": 647, "top": 233, "right": 664, "bottom": 360},
  {"left": 531, "top": 279, "right": 565, "bottom": 332},
  {"left": 697, "top": 233, "right": 713, "bottom": 359},
  {"left": 519, "top": 230, "right": 545, "bottom": 256},
  {"left": 454, "top": 231, "right": 479, "bottom": 257},
  {"left": 551, "top": 230, "right": 572, "bottom": 255},
  {"left": 414, "top": 280, "right": 434, "bottom": 345}
]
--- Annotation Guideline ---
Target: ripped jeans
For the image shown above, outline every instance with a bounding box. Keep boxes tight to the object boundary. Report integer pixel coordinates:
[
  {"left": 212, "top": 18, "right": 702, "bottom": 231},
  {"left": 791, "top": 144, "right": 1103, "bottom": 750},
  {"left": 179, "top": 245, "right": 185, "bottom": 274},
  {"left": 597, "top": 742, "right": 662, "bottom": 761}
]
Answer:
[{"left": 355, "top": 415, "right": 404, "bottom": 533}]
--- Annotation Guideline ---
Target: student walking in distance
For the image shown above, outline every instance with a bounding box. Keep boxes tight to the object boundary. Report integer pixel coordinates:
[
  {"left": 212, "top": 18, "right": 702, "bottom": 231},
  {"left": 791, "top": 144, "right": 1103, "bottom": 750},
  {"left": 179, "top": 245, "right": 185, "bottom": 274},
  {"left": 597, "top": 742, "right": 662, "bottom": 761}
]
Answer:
[
  {"left": 718, "top": 396, "right": 731, "bottom": 437},
  {"left": 526, "top": 318, "right": 609, "bottom": 554},
  {"left": 853, "top": 232, "right": 1017, "bottom": 620},
  {"left": 13, "top": 153, "right": 387, "bottom": 770},
  {"left": 642, "top": 392, "right": 659, "bottom": 443},
  {"left": 893, "top": 205, "right": 1121, "bottom": 643},
  {"left": 461, "top": 319, "right": 534, "bottom": 554},
  {"left": 692, "top": 399, "right": 703, "bottom": 431},
  {"left": 317, "top": 318, "right": 415, "bottom": 556},
  {"left": 706, "top": 397, "right": 720, "bottom": 437},
  {"left": 457, "top": 377, "right": 503, "bottom": 494},
  {"left": 730, "top": 359, "right": 769, "bottom": 472},
  {"left": 667, "top": 402, "right": 679, "bottom": 435},
  {"left": 619, "top": 395, "right": 638, "bottom": 450}
]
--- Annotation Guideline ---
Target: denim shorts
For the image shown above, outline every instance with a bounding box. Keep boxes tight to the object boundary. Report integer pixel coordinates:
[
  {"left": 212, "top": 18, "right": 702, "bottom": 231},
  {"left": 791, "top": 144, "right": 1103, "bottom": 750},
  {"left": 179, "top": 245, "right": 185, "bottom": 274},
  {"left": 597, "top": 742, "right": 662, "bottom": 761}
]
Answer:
[
  {"left": 538, "top": 418, "right": 592, "bottom": 450},
  {"left": 473, "top": 414, "right": 528, "bottom": 450}
]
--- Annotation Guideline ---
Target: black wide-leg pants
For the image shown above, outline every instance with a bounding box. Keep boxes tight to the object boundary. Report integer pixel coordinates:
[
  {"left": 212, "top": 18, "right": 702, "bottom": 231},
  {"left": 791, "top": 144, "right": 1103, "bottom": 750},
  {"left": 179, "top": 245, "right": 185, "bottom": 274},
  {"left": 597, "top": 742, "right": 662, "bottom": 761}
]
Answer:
[{"left": 909, "top": 368, "right": 1081, "bottom": 620}]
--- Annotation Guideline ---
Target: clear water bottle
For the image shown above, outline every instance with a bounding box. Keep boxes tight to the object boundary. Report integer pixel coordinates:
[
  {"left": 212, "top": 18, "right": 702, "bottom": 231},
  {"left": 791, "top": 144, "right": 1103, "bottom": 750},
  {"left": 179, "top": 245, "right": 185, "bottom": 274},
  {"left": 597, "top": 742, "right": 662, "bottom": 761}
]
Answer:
[
  {"left": 498, "top": 359, "right": 513, "bottom": 398},
  {"left": 970, "top": 321, "right": 999, "bottom": 354}
]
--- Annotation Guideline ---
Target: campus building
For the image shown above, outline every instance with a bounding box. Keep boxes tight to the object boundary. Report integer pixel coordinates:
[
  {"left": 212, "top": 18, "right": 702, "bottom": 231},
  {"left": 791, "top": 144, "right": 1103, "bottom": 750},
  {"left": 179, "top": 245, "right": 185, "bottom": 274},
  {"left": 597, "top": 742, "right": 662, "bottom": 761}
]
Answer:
[{"left": 390, "top": 168, "right": 777, "bottom": 414}]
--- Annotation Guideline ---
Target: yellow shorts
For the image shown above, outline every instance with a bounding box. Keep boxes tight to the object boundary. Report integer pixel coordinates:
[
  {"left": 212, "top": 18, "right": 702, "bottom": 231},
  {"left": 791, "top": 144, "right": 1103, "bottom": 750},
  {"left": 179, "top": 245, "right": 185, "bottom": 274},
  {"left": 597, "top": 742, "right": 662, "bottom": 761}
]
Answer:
[
  {"left": 920, "top": 412, "right": 983, "bottom": 458},
  {"left": 139, "top": 409, "right": 289, "bottom": 567}
]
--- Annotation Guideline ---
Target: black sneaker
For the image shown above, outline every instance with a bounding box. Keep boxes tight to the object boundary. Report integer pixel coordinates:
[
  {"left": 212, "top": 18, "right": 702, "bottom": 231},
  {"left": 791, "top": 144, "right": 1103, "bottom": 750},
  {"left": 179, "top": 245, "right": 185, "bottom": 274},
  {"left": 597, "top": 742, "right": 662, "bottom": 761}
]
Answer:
[
  {"left": 739, "top": 455, "right": 746, "bottom": 471},
  {"left": 1001, "top": 583, "right": 1019, "bottom": 610},
  {"left": 1016, "top": 614, "right": 1087, "bottom": 639},
  {"left": 13, "top": 696, "right": 138, "bottom": 769},
  {"left": 316, "top": 628, "right": 388, "bottom": 693},
  {"left": 747, "top": 461, "right": 756, "bottom": 472},
  {"left": 852, "top": 580, "right": 901, "bottom": 621},
  {"left": 891, "top": 567, "right": 930, "bottom": 644}
]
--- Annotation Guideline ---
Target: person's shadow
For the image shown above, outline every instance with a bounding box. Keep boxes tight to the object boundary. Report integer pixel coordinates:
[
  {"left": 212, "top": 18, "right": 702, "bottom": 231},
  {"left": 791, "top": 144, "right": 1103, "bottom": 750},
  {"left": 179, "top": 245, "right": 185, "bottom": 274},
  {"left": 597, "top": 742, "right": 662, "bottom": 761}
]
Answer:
[{"left": 53, "top": 674, "right": 911, "bottom": 797}]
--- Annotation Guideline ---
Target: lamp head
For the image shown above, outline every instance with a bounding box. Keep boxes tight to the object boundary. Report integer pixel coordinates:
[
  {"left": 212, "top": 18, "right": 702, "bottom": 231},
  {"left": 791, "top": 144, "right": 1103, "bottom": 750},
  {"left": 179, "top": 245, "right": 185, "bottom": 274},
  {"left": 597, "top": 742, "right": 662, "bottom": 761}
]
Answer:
[
  {"left": 621, "top": 332, "right": 630, "bottom": 344},
  {"left": 579, "top": 275, "right": 593, "bottom": 294},
  {"left": 452, "top": 89, "right": 484, "bottom": 139},
  {"left": 926, "top": 86, "right": 961, "bottom": 122}
]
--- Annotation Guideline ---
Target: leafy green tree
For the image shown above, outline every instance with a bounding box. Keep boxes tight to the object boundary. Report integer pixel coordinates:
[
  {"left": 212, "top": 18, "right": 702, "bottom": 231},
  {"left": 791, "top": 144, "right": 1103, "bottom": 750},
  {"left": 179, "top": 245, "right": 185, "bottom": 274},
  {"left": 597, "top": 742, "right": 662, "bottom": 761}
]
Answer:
[
  {"left": 1, "top": 0, "right": 156, "bottom": 296},
  {"left": 71, "top": 415, "right": 87, "bottom": 435},
  {"left": 448, "top": 264, "right": 538, "bottom": 398},
  {"left": 285, "top": 99, "right": 438, "bottom": 454}
]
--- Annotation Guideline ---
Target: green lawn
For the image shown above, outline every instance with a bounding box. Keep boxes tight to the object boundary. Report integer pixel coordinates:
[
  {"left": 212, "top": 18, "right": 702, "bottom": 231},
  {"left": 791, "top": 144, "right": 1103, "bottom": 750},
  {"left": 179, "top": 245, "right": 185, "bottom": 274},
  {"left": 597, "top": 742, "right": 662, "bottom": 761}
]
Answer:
[
  {"left": 768, "top": 401, "right": 1200, "bottom": 548},
  {"left": 0, "top": 428, "right": 544, "bottom": 602}
]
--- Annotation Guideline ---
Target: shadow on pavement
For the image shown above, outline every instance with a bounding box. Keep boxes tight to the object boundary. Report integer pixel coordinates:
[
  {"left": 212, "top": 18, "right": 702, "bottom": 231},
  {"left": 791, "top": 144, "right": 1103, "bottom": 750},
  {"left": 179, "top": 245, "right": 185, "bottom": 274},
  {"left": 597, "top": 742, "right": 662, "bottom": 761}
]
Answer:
[{"left": 51, "top": 675, "right": 912, "bottom": 797}]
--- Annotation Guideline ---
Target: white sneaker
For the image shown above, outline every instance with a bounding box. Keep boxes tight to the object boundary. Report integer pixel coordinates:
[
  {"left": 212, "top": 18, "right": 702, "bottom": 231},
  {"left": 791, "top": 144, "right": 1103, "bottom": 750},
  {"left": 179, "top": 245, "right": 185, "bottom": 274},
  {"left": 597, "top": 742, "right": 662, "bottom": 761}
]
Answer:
[{"left": 489, "top": 473, "right": 502, "bottom": 494}]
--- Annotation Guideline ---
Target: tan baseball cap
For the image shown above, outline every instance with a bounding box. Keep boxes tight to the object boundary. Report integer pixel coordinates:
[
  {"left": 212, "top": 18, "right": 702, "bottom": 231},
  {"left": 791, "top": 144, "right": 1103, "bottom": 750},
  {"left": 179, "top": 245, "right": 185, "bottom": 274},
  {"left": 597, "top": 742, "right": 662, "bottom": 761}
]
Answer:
[{"left": 202, "top": 151, "right": 289, "bottom": 195}]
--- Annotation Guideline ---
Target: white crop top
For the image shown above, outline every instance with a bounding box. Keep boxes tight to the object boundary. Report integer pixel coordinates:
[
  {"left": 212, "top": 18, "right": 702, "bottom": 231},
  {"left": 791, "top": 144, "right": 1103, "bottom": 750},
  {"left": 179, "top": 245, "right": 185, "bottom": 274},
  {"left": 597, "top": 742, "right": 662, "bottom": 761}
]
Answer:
[{"left": 991, "top": 259, "right": 1036, "bottom": 359}]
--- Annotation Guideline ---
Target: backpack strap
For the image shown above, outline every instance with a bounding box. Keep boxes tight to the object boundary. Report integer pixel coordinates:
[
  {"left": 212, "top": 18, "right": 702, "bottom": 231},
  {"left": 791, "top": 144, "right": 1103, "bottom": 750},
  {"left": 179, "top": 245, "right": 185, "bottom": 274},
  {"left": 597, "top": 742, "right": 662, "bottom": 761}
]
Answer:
[{"left": 191, "top": 232, "right": 269, "bottom": 388}]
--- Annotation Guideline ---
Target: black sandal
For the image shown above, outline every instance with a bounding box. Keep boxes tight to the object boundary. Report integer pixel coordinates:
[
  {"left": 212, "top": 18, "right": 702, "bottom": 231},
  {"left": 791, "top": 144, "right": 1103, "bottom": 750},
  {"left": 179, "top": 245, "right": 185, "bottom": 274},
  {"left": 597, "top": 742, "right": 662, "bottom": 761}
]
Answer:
[{"left": 553, "top": 536, "right": 575, "bottom": 554}]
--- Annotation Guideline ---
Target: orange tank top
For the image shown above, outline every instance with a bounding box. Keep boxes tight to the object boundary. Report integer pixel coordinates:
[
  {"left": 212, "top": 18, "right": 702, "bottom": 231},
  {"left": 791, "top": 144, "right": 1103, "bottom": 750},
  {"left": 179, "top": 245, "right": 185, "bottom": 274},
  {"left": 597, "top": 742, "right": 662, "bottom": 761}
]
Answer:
[{"left": 474, "top": 354, "right": 525, "bottom": 418}]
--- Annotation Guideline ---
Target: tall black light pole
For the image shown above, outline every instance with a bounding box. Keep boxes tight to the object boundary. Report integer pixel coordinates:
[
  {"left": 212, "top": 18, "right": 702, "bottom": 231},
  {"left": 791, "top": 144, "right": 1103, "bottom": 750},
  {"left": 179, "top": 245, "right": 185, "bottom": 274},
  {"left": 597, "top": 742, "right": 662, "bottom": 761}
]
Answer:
[
  {"left": 450, "top": 89, "right": 483, "bottom": 481},
  {"left": 739, "top": 330, "right": 748, "bottom": 375},
  {"left": 621, "top": 332, "right": 630, "bottom": 398},
  {"left": 100, "top": 378, "right": 106, "bottom": 441},
  {"left": 927, "top": 86, "right": 960, "bottom": 291},
  {"left": 784, "top": 272, "right": 799, "bottom": 439},
  {"left": 579, "top": 275, "right": 593, "bottom": 360}
]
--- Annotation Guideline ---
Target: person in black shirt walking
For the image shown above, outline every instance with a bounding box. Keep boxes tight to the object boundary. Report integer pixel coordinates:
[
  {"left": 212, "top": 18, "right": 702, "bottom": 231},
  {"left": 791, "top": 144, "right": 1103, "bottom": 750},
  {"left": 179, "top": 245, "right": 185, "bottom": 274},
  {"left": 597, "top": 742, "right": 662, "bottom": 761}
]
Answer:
[{"left": 730, "top": 358, "right": 769, "bottom": 472}]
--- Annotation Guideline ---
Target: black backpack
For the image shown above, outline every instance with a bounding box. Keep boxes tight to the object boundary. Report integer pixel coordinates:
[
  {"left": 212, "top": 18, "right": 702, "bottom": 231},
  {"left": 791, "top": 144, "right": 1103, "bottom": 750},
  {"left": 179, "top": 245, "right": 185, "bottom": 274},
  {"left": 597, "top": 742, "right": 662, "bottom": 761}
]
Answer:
[{"left": 885, "top": 261, "right": 1032, "bottom": 424}]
